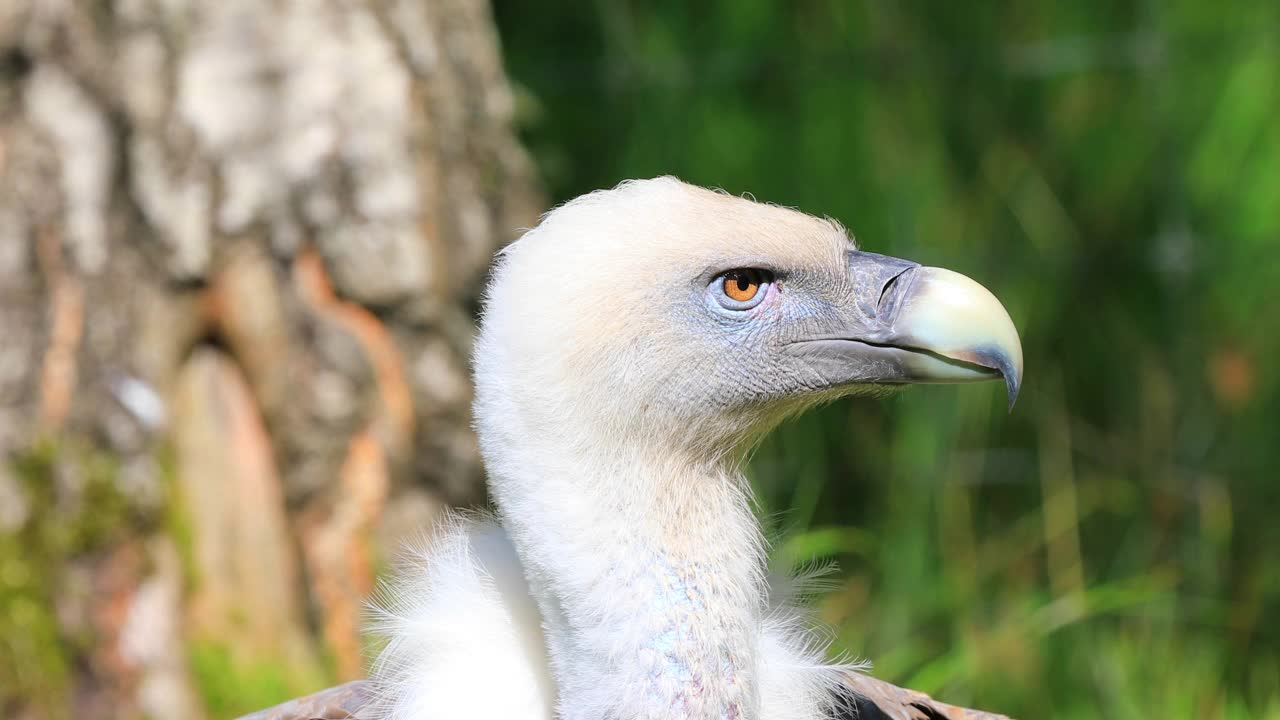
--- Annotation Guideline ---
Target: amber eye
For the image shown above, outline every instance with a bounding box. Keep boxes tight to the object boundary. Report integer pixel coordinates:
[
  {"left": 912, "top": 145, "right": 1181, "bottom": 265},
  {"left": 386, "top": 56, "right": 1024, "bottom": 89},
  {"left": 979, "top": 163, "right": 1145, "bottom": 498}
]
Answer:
[
  {"left": 717, "top": 268, "right": 773, "bottom": 309},
  {"left": 724, "top": 271, "right": 760, "bottom": 301}
]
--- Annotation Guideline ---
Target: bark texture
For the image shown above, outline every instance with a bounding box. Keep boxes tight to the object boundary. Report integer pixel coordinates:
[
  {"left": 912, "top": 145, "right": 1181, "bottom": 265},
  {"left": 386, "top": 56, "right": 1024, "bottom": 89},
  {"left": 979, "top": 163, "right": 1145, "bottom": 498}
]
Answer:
[{"left": 0, "top": 1, "right": 540, "bottom": 717}]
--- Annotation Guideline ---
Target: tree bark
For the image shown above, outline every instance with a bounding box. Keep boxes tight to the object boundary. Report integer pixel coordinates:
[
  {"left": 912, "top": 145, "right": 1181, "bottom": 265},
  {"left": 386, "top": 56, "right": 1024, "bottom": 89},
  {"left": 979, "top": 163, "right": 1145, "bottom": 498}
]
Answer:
[{"left": 0, "top": 1, "right": 539, "bottom": 718}]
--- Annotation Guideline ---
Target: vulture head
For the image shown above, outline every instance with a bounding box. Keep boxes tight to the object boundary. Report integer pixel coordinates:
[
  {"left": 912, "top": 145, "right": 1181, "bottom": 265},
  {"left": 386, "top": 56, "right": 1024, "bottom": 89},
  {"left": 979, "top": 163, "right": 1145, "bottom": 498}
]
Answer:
[
  {"left": 370, "top": 177, "right": 1023, "bottom": 720},
  {"left": 476, "top": 177, "right": 1021, "bottom": 463}
]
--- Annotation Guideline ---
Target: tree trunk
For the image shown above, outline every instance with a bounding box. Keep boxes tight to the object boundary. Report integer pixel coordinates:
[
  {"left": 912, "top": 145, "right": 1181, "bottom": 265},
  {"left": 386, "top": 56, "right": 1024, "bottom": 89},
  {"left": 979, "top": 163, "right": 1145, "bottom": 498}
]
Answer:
[{"left": 0, "top": 1, "right": 540, "bottom": 718}]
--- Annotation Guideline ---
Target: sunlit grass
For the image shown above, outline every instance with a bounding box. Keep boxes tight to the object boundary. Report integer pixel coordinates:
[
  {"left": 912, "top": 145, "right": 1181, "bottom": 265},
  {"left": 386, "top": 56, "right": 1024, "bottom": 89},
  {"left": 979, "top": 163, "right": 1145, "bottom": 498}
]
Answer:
[{"left": 749, "top": 377, "right": 1278, "bottom": 718}]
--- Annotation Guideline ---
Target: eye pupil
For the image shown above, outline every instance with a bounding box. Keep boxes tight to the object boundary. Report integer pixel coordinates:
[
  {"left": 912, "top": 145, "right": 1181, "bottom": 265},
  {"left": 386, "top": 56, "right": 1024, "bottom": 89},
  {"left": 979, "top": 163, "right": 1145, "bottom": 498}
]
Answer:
[{"left": 735, "top": 275, "right": 750, "bottom": 292}]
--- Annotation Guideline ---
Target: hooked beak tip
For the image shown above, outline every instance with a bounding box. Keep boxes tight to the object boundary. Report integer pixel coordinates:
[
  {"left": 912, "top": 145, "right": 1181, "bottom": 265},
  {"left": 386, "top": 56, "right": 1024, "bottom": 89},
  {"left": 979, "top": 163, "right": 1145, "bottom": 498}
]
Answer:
[
  {"left": 887, "top": 266, "right": 1024, "bottom": 410},
  {"left": 1000, "top": 357, "right": 1022, "bottom": 412}
]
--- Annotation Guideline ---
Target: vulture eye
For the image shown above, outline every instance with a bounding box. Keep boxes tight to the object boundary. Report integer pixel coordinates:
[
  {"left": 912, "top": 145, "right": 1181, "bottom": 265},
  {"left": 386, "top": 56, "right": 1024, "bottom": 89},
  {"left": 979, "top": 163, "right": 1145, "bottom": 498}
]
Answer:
[{"left": 716, "top": 269, "right": 774, "bottom": 310}]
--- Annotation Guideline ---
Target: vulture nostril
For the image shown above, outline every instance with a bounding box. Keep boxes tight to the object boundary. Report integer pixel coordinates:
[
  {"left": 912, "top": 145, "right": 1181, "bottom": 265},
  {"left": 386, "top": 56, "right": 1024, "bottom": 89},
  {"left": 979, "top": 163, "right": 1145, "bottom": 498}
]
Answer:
[{"left": 877, "top": 267, "right": 915, "bottom": 314}]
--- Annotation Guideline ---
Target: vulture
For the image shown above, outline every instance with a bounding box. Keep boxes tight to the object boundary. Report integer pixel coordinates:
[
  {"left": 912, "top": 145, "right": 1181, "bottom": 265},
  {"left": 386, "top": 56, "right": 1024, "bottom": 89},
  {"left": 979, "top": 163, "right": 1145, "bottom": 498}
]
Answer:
[{"left": 367, "top": 178, "right": 1022, "bottom": 720}]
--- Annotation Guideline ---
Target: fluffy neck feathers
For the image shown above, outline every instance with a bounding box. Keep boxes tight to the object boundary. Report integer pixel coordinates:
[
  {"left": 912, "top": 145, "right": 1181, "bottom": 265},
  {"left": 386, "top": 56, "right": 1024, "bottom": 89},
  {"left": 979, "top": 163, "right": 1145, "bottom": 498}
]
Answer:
[{"left": 484, "top": 432, "right": 767, "bottom": 720}]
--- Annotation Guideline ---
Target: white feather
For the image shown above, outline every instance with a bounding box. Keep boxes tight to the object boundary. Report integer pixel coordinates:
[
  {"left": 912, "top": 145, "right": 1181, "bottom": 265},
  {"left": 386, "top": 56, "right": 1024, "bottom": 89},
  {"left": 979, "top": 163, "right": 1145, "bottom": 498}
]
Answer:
[{"left": 366, "top": 515, "right": 554, "bottom": 719}]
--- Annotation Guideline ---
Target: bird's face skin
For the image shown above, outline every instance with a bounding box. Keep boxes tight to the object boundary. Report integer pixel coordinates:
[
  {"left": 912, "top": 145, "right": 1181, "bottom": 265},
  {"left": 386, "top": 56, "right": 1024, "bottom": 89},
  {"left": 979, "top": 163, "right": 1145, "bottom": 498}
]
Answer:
[{"left": 476, "top": 177, "right": 1022, "bottom": 459}]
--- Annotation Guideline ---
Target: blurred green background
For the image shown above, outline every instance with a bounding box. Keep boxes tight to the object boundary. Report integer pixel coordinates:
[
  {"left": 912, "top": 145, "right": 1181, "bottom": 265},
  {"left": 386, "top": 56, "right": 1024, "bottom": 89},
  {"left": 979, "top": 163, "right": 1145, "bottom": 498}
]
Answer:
[{"left": 492, "top": 1, "right": 1279, "bottom": 717}]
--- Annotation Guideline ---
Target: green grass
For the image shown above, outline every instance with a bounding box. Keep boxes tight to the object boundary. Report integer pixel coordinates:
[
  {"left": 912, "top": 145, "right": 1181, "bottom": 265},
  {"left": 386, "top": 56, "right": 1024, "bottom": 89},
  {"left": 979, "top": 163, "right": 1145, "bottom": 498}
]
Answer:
[{"left": 748, "top": 388, "right": 1278, "bottom": 718}]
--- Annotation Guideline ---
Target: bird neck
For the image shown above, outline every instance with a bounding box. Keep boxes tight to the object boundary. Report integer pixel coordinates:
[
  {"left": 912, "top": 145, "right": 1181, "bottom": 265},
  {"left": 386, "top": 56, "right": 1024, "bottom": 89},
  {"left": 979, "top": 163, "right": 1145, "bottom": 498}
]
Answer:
[{"left": 489, "top": 441, "right": 766, "bottom": 720}]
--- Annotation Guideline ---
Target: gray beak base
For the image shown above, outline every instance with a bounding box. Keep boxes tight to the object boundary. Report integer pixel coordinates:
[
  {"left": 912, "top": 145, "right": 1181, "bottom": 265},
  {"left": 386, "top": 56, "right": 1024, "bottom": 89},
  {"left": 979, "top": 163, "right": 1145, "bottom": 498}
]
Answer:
[{"left": 789, "top": 252, "right": 1024, "bottom": 410}]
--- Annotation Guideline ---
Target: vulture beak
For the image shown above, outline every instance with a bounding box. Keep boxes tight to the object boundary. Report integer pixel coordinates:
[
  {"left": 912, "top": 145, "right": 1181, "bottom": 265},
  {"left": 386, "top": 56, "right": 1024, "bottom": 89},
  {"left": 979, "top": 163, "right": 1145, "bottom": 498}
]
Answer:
[{"left": 788, "top": 251, "right": 1024, "bottom": 409}]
